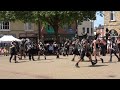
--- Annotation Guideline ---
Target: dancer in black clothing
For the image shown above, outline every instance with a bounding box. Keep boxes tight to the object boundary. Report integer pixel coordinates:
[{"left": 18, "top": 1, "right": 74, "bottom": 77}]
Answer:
[
  {"left": 64, "top": 40, "right": 70, "bottom": 56},
  {"left": 37, "top": 42, "right": 46, "bottom": 60},
  {"left": 109, "top": 38, "right": 120, "bottom": 62},
  {"left": 75, "top": 38, "right": 96, "bottom": 68},
  {"left": 71, "top": 39, "right": 80, "bottom": 61},
  {"left": 9, "top": 42, "right": 18, "bottom": 63},
  {"left": 27, "top": 42, "right": 35, "bottom": 61}
]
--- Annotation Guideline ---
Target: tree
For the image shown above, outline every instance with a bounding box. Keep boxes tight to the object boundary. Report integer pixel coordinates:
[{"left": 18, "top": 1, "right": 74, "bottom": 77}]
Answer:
[{"left": 0, "top": 11, "right": 97, "bottom": 43}]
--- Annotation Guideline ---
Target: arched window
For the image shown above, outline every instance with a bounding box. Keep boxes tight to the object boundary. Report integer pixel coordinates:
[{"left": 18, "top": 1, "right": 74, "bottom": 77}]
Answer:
[
  {"left": 110, "top": 11, "right": 115, "bottom": 21},
  {"left": 109, "top": 29, "right": 118, "bottom": 36}
]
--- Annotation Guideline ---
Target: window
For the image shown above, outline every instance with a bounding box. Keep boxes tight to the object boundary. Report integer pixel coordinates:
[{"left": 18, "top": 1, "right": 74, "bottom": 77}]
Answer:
[
  {"left": 0, "top": 21, "right": 10, "bottom": 31},
  {"left": 83, "top": 27, "right": 85, "bottom": 33},
  {"left": 110, "top": 11, "right": 115, "bottom": 21},
  {"left": 91, "top": 28, "right": 93, "bottom": 34},
  {"left": 109, "top": 29, "right": 118, "bottom": 36},
  {"left": 24, "top": 23, "right": 33, "bottom": 31},
  {"left": 87, "top": 28, "right": 89, "bottom": 33}
]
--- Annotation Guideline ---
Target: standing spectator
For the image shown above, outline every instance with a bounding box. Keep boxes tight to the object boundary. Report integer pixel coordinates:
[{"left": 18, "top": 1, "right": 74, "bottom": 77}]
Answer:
[
  {"left": 3, "top": 47, "right": 7, "bottom": 56},
  {"left": 49, "top": 43, "right": 54, "bottom": 55}
]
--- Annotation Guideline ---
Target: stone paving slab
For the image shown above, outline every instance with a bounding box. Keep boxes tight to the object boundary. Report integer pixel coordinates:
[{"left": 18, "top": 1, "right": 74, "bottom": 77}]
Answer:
[{"left": 0, "top": 54, "right": 120, "bottom": 79}]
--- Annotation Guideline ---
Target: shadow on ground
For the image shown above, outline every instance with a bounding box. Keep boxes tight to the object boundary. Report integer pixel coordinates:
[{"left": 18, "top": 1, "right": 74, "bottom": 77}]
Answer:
[
  {"left": 88, "top": 64, "right": 108, "bottom": 67},
  {"left": 56, "top": 58, "right": 68, "bottom": 59},
  {"left": 82, "top": 60, "right": 91, "bottom": 62},
  {"left": 17, "top": 61, "right": 29, "bottom": 63},
  {"left": 37, "top": 59, "right": 53, "bottom": 60},
  {"left": 37, "top": 61, "right": 55, "bottom": 63},
  {"left": 103, "top": 61, "right": 117, "bottom": 63},
  {"left": 107, "top": 75, "right": 116, "bottom": 78}
]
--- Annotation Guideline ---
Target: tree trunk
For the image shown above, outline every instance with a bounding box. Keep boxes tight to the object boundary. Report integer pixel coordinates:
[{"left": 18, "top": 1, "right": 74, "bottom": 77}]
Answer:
[
  {"left": 38, "top": 20, "right": 41, "bottom": 42},
  {"left": 75, "top": 20, "right": 78, "bottom": 30},
  {"left": 53, "top": 24, "right": 60, "bottom": 58},
  {"left": 53, "top": 25, "right": 59, "bottom": 43}
]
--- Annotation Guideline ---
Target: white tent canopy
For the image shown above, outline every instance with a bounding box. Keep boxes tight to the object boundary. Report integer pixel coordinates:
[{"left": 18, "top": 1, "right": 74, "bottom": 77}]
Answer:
[{"left": 0, "top": 35, "right": 21, "bottom": 42}]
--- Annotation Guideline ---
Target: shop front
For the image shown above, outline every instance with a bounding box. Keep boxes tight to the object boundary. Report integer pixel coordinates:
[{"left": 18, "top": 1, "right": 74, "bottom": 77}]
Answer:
[
  {"left": 43, "top": 34, "right": 75, "bottom": 43},
  {"left": 19, "top": 33, "right": 38, "bottom": 43}
]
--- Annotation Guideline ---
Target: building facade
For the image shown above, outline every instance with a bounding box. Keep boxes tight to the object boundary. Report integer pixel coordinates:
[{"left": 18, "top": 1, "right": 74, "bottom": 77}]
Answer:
[
  {"left": 104, "top": 11, "right": 120, "bottom": 36},
  {"left": 77, "top": 21, "right": 94, "bottom": 36},
  {"left": 42, "top": 23, "right": 76, "bottom": 43},
  {"left": 0, "top": 21, "right": 38, "bottom": 42},
  {"left": 0, "top": 21, "right": 76, "bottom": 43},
  {"left": 0, "top": 21, "right": 38, "bottom": 37}
]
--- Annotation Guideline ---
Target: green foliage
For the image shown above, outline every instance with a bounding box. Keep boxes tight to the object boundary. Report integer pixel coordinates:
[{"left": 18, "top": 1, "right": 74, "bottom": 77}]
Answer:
[
  {"left": 0, "top": 11, "right": 97, "bottom": 41},
  {"left": 0, "top": 11, "right": 96, "bottom": 26},
  {"left": 0, "top": 11, "right": 16, "bottom": 22}
]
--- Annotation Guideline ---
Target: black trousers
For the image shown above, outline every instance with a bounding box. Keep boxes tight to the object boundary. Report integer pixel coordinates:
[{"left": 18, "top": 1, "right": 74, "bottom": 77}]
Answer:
[
  {"left": 110, "top": 49, "right": 119, "bottom": 61},
  {"left": 28, "top": 49, "right": 35, "bottom": 61},
  {"left": 101, "top": 45, "right": 106, "bottom": 56},
  {"left": 65, "top": 47, "right": 69, "bottom": 56},
  {"left": 9, "top": 53, "right": 16, "bottom": 62}
]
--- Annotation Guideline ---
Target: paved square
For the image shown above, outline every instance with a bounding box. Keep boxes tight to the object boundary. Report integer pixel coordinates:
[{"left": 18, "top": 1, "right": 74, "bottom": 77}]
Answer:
[{"left": 0, "top": 55, "right": 120, "bottom": 79}]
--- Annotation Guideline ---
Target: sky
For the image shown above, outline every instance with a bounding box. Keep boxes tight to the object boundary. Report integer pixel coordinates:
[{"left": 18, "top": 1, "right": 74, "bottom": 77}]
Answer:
[{"left": 94, "top": 12, "right": 104, "bottom": 28}]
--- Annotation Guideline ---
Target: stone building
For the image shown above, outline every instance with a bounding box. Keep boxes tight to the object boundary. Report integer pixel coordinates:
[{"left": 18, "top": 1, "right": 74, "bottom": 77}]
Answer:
[
  {"left": 104, "top": 11, "right": 120, "bottom": 36},
  {"left": 0, "top": 21, "right": 76, "bottom": 43}
]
